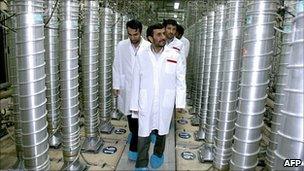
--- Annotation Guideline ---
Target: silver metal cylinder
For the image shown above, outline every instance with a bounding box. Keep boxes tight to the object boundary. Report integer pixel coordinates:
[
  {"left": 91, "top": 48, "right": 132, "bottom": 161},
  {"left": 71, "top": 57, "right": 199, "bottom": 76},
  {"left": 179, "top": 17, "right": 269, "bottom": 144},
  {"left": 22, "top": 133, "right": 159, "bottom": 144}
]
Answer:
[
  {"left": 199, "top": 4, "right": 226, "bottom": 162},
  {"left": 213, "top": 1, "right": 245, "bottom": 170},
  {"left": 59, "top": 0, "right": 86, "bottom": 170},
  {"left": 111, "top": 11, "right": 123, "bottom": 120},
  {"left": 266, "top": 1, "right": 298, "bottom": 169},
  {"left": 204, "top": 4, "right": 225, "bottom": 144},
  {"left": 44, "top": 0, "right": 61, "bottom": 148},
  {"left": 121, "top": 15, "right": 128, "bottom": 40},
  {"left": 185, "top": 25, "right": 196, "bottom": 105},
  {"left": 231, "top": 1, "right": 278, "bottom": 170},
  {"left": 190, "top": 21, "right": 202, "bottom": 111},
  {"left": 191, "top": 17, "right": 208, "bottom": 127},
  {"left": 275, "top": 2, "right": 304, "bottom": 170},
  {"left": 99, "top": 5, "right": 115, "bottom": 134},
  {"left": 81, "top": 0, "right": 104, "bottom": 153},
  {"left": 196, "top": 11, "right": 215, "bottom": 140},
  {"left": 8, "top": 2, "right": 24, "bottom": 168},
  {"left": 13, "top": 0, "right": 50, "bottom": 170},
  {"left": 189, "top": 21, "right": 202, "bottom": 125}
]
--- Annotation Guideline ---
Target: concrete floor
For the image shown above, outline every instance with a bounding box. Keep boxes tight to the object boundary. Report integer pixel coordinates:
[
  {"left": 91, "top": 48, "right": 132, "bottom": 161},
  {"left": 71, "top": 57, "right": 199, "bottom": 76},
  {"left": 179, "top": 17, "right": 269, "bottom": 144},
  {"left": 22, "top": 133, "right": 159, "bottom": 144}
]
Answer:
[{"left": 0, "top": 107, "right": 222, "bottom": 171}]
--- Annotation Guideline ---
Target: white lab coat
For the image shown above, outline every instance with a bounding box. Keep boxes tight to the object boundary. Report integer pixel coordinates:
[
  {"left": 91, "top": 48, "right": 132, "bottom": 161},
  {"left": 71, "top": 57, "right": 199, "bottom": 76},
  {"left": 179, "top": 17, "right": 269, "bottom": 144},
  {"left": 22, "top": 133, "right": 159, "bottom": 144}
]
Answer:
[
  {"left": 167, "top": 37, "right": 187, "bottom": 68},
  {"left": 180, "top": 36, "right": 190, "bottom": 58},
  {"left": 167, "top": 37, "right": 185, "bottom": 58},
  {"left": 130, "top": 46, "right": 186, "bottom": 137},
  {"left": 112, "top": 38, "right": 150, "bottom": 115}
]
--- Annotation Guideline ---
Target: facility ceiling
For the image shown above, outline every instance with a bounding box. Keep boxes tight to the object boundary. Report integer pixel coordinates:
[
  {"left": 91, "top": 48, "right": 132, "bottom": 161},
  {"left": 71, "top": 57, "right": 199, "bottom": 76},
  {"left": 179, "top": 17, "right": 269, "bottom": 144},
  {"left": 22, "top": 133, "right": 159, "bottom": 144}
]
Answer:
[{"left": 107, "top": 0, "right": 213, "bottom": 28}]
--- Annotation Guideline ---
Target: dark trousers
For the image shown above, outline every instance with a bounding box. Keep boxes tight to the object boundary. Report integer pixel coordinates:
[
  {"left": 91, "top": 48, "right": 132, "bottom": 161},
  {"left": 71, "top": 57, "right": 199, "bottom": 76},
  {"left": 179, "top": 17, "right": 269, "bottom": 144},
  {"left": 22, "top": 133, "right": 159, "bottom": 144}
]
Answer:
[
  {"left": 127, "top": 115, "right": 138, "bottom": 152},
  {"left": 135, "top": 130, "right": 166, "bottom": 168}
]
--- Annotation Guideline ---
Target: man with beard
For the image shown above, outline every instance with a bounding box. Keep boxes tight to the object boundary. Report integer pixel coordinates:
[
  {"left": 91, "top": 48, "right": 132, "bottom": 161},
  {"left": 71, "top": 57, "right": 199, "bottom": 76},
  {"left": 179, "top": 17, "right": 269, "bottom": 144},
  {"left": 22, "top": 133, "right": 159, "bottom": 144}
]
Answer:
[
  {"left": 112, "top": 19, "right": 150, "bottom": 161},
  {"left": 162, "top": 19, "right": 185, "bottom": 60},
  {"left": 130, "top": 23, "right": 186, "bottom": 170}
]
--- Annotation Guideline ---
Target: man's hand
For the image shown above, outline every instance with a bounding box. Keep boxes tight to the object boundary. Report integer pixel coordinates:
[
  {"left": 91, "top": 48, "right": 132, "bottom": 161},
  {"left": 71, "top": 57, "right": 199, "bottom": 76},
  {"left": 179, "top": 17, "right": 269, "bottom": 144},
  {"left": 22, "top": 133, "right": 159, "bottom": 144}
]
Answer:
[
  {"left": 112, "top": 89, "right": 120, "bottom": 96},
  {"left": 176, "top": 108, "right": 186, "bottom": 114}
]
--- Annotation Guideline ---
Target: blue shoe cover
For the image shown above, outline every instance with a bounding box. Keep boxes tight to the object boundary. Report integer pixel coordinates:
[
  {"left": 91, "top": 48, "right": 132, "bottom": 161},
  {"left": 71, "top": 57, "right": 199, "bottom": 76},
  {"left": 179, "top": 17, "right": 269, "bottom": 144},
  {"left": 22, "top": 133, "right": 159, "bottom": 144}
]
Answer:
[
  {"left": 128, "top": 150, "right": 138, "bottom": 161},
  {"left": 135, "top": 167, "right": 148, "bottom": 171},
  {"left": 127, "top": 133, "right": 132, "bottom": 144},
  {"left": 150, "top": 133, "right": 156, "bottom": 144},
  {"left": 150, "top": 154, "right": 164, "bottom": 169}
]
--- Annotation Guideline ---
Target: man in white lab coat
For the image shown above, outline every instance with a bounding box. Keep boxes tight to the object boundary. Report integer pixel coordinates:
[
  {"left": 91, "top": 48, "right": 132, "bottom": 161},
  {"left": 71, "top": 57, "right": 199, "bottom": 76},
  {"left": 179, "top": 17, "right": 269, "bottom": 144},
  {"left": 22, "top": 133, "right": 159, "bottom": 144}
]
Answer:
[
  {"left": 176, "top": 24, "right": 190, "bottom": 59},
  {"left": 130, "top": 23, "right": 186, "bottom": 170},
  {"left": 162, "top": 19, "right": 185, "bottom": 60},
  {"left": 112, "top": 19, "right": 150, "bottom": 161}
]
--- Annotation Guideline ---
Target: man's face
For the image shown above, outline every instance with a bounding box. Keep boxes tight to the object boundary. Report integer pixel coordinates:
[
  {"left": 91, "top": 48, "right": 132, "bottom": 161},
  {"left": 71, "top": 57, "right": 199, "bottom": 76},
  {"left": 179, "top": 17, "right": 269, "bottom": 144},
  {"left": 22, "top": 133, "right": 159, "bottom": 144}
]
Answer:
[
  {"left": 149, "top": 28, "right": 166, "bottom": 47},
  {"left": 127, "top": 27, "right": 141, "bottom": 45},
  {"left": 165, "top": 24, "right": 176, "bottom": 39}
]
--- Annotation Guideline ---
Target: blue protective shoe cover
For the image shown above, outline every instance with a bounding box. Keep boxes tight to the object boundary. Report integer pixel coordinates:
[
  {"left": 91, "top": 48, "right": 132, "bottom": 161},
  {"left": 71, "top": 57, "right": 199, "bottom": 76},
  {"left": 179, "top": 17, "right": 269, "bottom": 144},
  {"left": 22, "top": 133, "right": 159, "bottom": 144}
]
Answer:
[
  {"left": 128, "top": 151, "right": 138, "bottom": 161},
  {"left": 150, "top": 133, "right": 156, "bottom": 144},
  {"left": 150, "top": 154, "right": 164, "bottom": 169},
  {"left": 134, "top": 167, "right": 148, "bottom": 171},
  {"left": 127, "top": 133, "right": 132, "bottom": 144}
]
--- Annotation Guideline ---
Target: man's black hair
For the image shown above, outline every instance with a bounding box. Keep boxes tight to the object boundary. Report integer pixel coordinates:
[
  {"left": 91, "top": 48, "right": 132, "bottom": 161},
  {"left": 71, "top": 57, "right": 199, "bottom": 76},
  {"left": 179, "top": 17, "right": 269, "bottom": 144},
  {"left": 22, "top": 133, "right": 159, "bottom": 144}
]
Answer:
[
  {"left": 146, "top": 23, "right": 165, "bottom": 41},
  {"left": 126, "top": 19, "right": 143, "bottom": 33},
  {"left": 176, "top": 24, "right": 184, "bottom": 36},
  {"left": 162, "top": 19, "right": 178, "bottom": 27}
]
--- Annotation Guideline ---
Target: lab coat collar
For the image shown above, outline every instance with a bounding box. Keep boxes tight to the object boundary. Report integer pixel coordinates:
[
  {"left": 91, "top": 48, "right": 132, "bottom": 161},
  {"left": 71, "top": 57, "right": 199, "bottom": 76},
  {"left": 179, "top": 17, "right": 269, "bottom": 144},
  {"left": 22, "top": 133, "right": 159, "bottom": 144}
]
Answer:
[
  {"left": 128, "top": 37, "right": 145, "bottom": 56},
  {"left": 148, "top": 45, "right": 168, "bottom": 66}
]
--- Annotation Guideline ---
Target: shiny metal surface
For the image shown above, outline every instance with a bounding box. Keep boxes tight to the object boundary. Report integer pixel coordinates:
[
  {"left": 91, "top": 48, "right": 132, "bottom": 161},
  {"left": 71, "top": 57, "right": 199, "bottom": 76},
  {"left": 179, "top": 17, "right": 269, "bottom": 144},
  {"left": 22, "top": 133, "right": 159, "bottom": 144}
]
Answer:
[
  {"left": 185, "top": 25, "right": 195, "bottom": 106},
  {"left": 213, "top": 1, "right": 245, "bottom": 169},
  {"left": 121, "top": 15, "right": 128, "bottom": 40},
  {"left": 204, "top": 4, "right": 225, "bottom": 144},
  {"left": 191, "top": 21, "right": 202, "bottom": 113},
  {"left": 265, "top": 1, "right": 298, "bottom": 170},
  {"left": 59, "top": 0, "right": 86, "bottom": 170},
  {"left": 13, "top": 0, "right": 50, "bottom": 170},
  {"left": 196, "top": 11, "right": 215, "bottom": 140},
  {"left": 81, "top": 0, "right": 104, "bottom": 153},
  {"left": 8, "top": 2, "right": 24, "bottom": 168},
  {"left": 231, "top": 0, "right": 278, "bottom": 169},
  {"left": 275, "top": 2, "right": 304, "bottom": 170},
  {"left": 111, "top": 12, "right": 123, "bottom": 120},
  {"left": 44, "top": 0, "right": 61, "bottom": 148},
  {"left": 191, "top": 17, "right": 207, "bottom": 127},
  {"left": 199, "top": 4, "right": 226, "bottom": 163},
  {"left": 99, "top": 5, "right": 115, "bottom": 133},
  {"left": 188, "top": 22, "right": 200, "bottom": 109}
]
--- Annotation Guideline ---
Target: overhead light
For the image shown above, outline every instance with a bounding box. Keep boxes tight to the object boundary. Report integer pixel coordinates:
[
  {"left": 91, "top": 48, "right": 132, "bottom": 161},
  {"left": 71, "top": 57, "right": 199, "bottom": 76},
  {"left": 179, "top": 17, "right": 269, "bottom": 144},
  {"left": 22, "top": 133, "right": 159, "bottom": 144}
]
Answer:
[
  {"left": 174, "top": 2, "right": 180, "bottom": 9},
  {"left": 174, "top": 14, "right": 177, "bottom": 18}
]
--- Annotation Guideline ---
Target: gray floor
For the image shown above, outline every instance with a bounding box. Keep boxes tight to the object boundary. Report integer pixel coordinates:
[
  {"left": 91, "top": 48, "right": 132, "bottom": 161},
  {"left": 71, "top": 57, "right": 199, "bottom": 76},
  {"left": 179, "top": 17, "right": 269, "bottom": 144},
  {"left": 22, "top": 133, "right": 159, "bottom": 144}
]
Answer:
[{"left": 116, "top": 125, "right": 176, "bottom": 170}]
